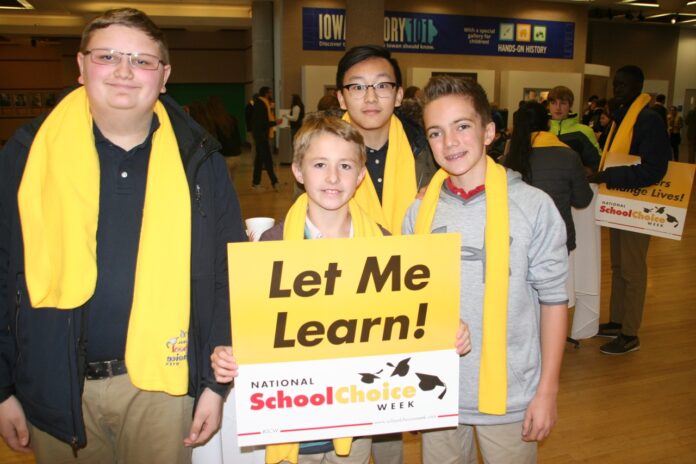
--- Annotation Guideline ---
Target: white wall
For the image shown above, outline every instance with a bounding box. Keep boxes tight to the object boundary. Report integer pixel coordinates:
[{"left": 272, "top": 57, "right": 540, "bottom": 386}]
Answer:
[
  {"left": 302, "top": 65, "right": 337, "bottom": 112},
  {"left": 409, "top": 68, "right": 496, "bottom": 105},
  {"left": 674, "top": 29, "right": 696, "bottom": 110},
  {"left": 643, "top": 80, "right": 670, "bottom": 99}
]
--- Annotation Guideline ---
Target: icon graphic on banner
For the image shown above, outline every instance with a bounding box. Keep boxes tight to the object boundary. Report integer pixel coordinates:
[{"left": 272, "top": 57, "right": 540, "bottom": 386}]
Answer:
[
  {"left": 643, "top": 206, "right": 679, "bottom": 228},
  {"left": 499, "top": 23, "right": 514, "bottom": 41},
  {"left": 516, "top": 24, "right": 531, "bottom": 42},
  {"left": 533, "top": 25, "right": 547, "bottom": 42}
]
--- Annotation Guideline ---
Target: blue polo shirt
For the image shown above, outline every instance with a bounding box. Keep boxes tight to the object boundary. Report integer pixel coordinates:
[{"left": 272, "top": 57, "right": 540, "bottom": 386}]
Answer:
[{"left": 86, "top": 115, "right": 159, "bottom": 362}]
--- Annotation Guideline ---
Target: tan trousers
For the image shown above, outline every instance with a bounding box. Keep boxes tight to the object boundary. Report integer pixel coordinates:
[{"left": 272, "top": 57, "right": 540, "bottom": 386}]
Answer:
[
  {"left": 371, "top": 433, "right": 403, "bottom": 464},
  {"left": 29, "top": 373, "right": 194, "bottom": 464},
  {"left": 421, "top": 422, "right": 537, "bottom": 464},
  {"left": 295, "top": 438, "right": 372, "bottom": 464},
  {"left": 609, "top": 228, "right": 651, "bottom": 336}
]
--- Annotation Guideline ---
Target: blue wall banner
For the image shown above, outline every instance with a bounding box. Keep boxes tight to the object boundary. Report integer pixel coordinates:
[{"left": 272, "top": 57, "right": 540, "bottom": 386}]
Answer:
[{"left": 302, "top": 8, "right": 574, "bottom": 59}]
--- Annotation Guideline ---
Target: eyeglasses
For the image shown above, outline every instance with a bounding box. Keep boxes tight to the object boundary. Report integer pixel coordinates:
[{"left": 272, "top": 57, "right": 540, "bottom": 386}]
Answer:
[
  {"left": 84, "top": 48, "right": 165, "bottom": 71},
  {"left": 342, "top": 82, "right": 397, "bottom": 99}
]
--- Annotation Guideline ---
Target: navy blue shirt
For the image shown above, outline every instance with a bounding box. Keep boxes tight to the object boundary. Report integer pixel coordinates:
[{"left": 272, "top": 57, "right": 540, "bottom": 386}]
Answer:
[
  {"left": 365, "top": 141, "right": 388, "bottom": 202},
  {"left": 86, "top": 116, "right": 159, "bottom": 362}
]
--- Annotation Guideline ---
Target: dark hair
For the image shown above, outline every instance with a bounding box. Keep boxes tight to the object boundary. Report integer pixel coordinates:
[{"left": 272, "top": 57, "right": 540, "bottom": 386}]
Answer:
[
  {"left": 336, "top": 45, "right": 402, "bottom": 89},
  {"left": 504, "top": 101, "right": 550, "bottom": 183},
  {"left": 258, "top": 86, "right": 272, "bottom": 97},
  {"left": 317, "top": 94, "right": 340, "bottom": 111},
  {"left": 422, "top": 75, "right": 492, "bottom": 125},
  {"left": 207, "top": 95, "right": 237, "bottom": 138},
  {"left": 188, "top": 101, "right": 215, "bottom": 135},
  {"left": 403, "top": 86, "right": 420, "bottom": 100},
  {"left": 616, "top": 65, "right": 644, "bottom": 85},
  {"left": 291, "top": 94, "right": 303, "bottom": 107},
  {"left": 656, "top": 94, "right": 666, "bottom": 103},
  {"left": 81, "top": 8, "right": 169, "bottom": 64}
]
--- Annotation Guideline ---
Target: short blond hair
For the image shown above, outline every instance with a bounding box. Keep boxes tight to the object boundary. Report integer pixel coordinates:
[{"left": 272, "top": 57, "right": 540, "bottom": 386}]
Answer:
[{"left": 293, "top": 114, "right": 366, "bottom": 166}]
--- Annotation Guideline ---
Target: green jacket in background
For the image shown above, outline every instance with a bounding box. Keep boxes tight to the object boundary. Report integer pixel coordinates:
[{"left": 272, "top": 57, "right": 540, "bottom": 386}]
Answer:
[{"left": 549, "top": 112, "right": 601, "bottom": 170}]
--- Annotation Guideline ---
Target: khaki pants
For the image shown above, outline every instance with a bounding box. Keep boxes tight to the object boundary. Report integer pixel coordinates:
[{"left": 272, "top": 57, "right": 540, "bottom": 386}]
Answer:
[
  {"left": 30, "top": 373, "right": 194, "bottom": 464},
  {"left": 609, "top": 228, "right": 651, "bottom": 336},
  {"left": 296, "top": 438, "right": 372, "bottom": 464},
  {"left": 422, "top": 422, "right": 537, "bottom": 464},
  {"left": 371, "top": 433, "right": 403, "bottom": 464}
]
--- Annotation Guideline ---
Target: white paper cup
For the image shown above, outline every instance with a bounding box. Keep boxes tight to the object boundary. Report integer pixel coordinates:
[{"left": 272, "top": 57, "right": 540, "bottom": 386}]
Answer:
[{"left": 245, "top": 217, "right": 275, "bottom": 241}]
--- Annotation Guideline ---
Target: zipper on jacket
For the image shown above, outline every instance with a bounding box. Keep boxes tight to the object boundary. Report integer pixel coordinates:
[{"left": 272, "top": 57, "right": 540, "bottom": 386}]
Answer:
[{"left": 191, "top": 137, "right": 216, "bottom": 218}]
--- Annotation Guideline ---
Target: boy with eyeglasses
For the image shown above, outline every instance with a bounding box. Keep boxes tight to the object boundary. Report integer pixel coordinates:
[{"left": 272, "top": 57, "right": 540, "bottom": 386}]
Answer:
[
  {"left": 0, "top": 8, "right": 246, "bottom": 463},
  {"left": 336, "top": 45, "right": 437, "bottom": 236}
]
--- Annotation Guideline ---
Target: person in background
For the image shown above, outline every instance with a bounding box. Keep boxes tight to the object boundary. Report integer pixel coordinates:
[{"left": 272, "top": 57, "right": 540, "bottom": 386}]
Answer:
[
  {"left": 686, "top": 106, "right": 696, "bottom": 164},
  {"left": 581, "top": 95, "right": 599, "bottom": 126},
  {"left": 251, "top": 86, "right": 282, "bottom": 192},
  {"left": 594, "top": 109, "right": 613, "bottom": 150},
  {"left": 0, "top": 8, "right": 246, "bottom": 462},
  {"left": 317, "top": 93, "right": 342, "bottom": 116},
  {"left": 406, "top": 76, "right": 568, "bottom": 464},
  {"left": 590, "top": 65, "right": 671, "bottom": 355},
  {"left": 503, "top": 101, "right": 593, "bottom": 254},
  {"left": 397, "top": 85, "right": 423, "bottom": 126},
  {"left": 548, "top": 86, "right": 601, "bottom": 174},
  {"left": 652, "top": 94, "right": 667, "bottom": 126},
  {"left": 188, "top": 100, "right": 216, "bottom": 135},
  {"left": 208, "top": 96, "right": 242, "bottom": 180},
  {"left": 286, "top": 93, "right": 305, "bottom": 141},
  {"left": 667, "top": 105, "right": 683, "bottom": 161}
]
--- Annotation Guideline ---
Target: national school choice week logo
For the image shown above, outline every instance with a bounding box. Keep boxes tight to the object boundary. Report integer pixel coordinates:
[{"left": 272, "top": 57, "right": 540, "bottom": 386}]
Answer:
[
  {"left": 249, "top": 356, "right": 447, "bottom": 411},
  {"left": 599, "top": 203, "right": 679, "bottom": 229},
  {"left": 165, "top": 330, "right": 188, "bottom": 366}
]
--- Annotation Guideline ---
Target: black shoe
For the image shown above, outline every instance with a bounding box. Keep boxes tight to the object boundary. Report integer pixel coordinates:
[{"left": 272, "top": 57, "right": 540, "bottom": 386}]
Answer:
[
  {"left": 596, "top": 321, "right": 622, "bottom": 338},
  {"left": 600, "top": 334, "right": 640, "bottom": 355}
]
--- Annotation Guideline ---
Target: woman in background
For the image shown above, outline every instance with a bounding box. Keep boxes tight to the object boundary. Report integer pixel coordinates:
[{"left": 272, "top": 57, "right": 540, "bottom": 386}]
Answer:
[{"left": 208, "top": 96, "right": 242, "bottom": 180}]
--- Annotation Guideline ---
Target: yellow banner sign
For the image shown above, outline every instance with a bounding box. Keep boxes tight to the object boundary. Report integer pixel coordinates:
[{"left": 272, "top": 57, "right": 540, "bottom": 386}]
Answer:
[{"left": 227, "top": 234, "right": 461, "bottom": 364}]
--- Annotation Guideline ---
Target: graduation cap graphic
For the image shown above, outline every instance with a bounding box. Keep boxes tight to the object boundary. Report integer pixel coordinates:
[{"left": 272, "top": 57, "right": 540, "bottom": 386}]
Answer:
[
  {"left": 387, "top": 358, "right": 411, "bottom": 377},
  {"left": 415, "top": 373, "right": 447, "bottom": 399},
  {"left": 358, "top": 369, "right": 383, "bottom": 384}
]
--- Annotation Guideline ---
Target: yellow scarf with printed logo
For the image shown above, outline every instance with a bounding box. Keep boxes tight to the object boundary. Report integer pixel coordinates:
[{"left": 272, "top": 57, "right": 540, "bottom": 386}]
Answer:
[
  {"left": 599, "top": 93, "right": 652, "bottom": 170},
  {"left": 17, "top": 86, "right": 191, "bottom": 395},
  {"left": 266, "top": 193, "right": 382, "bottom": 463},
  {"left": 342, "top": 113, "right": 415, "bottom": 234},
  {"left": 414, "top": 156, "right": 510, "bottom": 415}
]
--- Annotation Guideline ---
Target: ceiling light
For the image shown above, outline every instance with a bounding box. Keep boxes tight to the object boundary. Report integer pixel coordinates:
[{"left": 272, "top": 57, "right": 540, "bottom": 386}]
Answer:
[{"left": 671, "top": 14, "right": 678, "bottom": 24}]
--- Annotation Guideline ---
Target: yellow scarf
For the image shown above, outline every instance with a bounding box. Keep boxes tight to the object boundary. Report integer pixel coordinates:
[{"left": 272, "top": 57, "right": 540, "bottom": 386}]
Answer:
[
  {"left": 414, "top": 156, "right": 510, "bottom": 415},
  {"left": 266, "top": 194, "right": 382, "bottom": 463},
  {"left": 342, "top": 113, "right": 416, "bottom": 234},
  {"left": 17, "top": 86, "right": 191, "bottom": 395},
  {"left": 259, "top": 96, "right": 276, "bottom": 139},
  {"left": 532, "top": 131, "right": 569, "bottom": 149},
  {"left": 599, "top": 93, "right": 652, "bottom": 170}
]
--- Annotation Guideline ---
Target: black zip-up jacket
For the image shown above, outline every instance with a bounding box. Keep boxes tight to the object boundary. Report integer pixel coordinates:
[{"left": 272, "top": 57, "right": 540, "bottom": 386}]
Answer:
[{"left": 0, "top": 92, "right": 247, "bottom": 449}]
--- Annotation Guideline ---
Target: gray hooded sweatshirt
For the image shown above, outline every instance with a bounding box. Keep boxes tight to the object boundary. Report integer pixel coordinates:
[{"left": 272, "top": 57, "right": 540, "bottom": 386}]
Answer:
[{"left": 403, "top": 169, "right": 568, "bottom": 425}]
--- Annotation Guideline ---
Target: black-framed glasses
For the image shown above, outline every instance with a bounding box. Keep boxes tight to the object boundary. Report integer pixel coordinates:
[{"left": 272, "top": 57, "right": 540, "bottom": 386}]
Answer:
[
  {"left": 342, "top": 82, "right": 397, "bottom": 99},
  {"left": 84, "top": 48, "right": 165, "bottom": 71}
]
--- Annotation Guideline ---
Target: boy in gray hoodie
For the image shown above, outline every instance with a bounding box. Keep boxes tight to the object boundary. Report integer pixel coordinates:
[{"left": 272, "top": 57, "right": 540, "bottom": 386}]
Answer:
[{"left": 403, "top": 76, "right": 568, "bottom": 463}]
